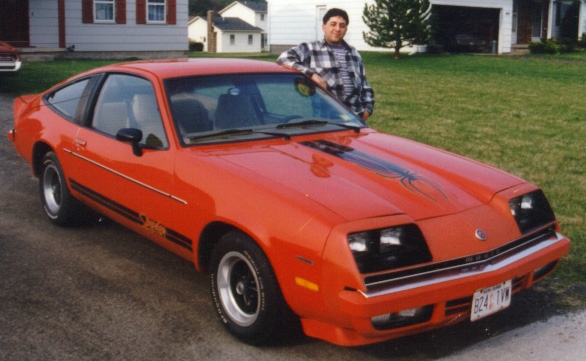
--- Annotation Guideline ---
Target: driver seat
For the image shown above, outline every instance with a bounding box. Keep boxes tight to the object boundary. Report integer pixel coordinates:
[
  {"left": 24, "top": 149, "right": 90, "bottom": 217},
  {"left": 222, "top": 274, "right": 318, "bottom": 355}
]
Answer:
[{"left": 215, "top": 93, "right": 260, "bottom": 129}]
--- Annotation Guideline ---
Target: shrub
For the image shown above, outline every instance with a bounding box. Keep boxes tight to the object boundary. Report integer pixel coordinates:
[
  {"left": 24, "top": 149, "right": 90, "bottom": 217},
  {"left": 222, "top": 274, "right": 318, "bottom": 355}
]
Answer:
[
  {"left": 529, "top": 38, "right": 586, "bottom": 54},
  {"left": 189, "top": 41, "right": 204, "bottom": 52}
]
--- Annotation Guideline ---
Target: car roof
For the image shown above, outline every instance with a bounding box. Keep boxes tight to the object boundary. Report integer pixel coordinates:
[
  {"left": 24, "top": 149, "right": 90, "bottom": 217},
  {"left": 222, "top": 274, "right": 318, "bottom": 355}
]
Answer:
[{"left": 98, "top": 58, "right": 296, "bottom": 79}]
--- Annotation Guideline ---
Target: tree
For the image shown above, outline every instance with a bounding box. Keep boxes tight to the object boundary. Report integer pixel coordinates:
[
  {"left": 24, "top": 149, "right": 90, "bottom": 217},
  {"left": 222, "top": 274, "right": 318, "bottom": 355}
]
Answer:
[
  {"left": 363, "top": 0, "right": 432, "bottom": 59},
  {"left": 189, "top": 0, "right": 231, "bottom": 16},
  {"left": 189, "top": 0, "right": 266, "bottom": 17}
]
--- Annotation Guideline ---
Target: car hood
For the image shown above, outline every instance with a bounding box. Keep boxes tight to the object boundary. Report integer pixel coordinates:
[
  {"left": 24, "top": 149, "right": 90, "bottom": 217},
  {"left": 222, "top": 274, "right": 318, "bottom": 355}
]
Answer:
[
  {"left": 205, "top": 130, "right": 524, "bottom": 222},
  {"left": 0, "top": 40, "right": 18, "bottom": 54}
]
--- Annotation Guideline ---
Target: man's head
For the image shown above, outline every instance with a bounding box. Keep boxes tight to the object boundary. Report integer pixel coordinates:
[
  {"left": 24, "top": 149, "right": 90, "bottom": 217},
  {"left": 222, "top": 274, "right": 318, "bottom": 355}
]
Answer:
[
  {"left": 322, "top": 8, "right": 349, "bottom": 46},
  {"left": 322, "top": 8, "right": 349, "bottom": 25}
]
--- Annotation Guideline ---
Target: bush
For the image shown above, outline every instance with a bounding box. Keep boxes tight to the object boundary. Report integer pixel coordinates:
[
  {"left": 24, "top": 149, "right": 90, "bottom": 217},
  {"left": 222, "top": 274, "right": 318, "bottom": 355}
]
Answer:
[
  {"left": 529, "top": 38, "right": 586, "bottom": 54},
  {"left": 189, "top": 41, "right": 204, "bottom": 52}
]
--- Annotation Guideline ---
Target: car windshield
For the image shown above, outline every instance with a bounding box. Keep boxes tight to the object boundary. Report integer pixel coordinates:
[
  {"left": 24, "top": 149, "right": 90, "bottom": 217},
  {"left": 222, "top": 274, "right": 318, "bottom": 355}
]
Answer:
[{"left": 164, "top": 73, "right": 365, "bottom": 145}]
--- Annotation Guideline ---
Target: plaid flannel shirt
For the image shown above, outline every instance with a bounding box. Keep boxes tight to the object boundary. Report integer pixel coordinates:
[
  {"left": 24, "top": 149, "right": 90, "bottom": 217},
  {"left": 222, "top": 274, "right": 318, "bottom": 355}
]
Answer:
[{"left": 277, "top": 39, "right": 375, "bottom": 117}]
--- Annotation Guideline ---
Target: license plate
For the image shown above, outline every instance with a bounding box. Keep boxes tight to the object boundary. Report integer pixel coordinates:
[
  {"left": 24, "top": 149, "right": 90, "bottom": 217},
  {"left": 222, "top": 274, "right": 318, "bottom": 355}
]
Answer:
[{"left": 470, "top": 280, "right": 512, "bottom": 321}]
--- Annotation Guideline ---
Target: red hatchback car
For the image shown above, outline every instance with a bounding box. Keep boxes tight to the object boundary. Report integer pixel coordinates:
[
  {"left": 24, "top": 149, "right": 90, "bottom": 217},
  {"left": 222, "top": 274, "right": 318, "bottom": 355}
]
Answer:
[
  {"left": 8, "top": 58, "right": 570, "bottom": 346},
  {"left": 0, "top": 40, "right": 22, "bottom": 73}
]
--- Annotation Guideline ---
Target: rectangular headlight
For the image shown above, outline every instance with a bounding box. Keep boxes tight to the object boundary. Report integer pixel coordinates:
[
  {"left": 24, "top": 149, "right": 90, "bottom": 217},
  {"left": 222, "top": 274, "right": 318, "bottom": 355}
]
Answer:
[
  {"left": 348, "top": 224, "right": 432, "bottom": 274},
  {"left": 509, "top": 190, "right": 556, "bottom": 234}
]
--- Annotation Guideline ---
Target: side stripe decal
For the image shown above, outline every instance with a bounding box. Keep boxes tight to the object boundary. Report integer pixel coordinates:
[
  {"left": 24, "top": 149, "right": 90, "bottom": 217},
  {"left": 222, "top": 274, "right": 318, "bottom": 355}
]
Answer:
[
  {"left": 70, "top": 179, "right": 193, "bottom": 252},
  {"left": 300, "top": 140, "right": 447, "bottom": 202},
  {"left": 65, "top": 149, "right": 187, "bottom": 205}
]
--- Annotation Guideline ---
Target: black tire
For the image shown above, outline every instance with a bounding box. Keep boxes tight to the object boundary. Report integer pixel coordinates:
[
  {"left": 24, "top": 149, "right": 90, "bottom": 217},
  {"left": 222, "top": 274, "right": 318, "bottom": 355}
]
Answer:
[
  {"left": 39, "top": 152, "right": 80, "bottom": 227},
  {"left": 209, "top": 231, "right": 299, "bottom": 346}
]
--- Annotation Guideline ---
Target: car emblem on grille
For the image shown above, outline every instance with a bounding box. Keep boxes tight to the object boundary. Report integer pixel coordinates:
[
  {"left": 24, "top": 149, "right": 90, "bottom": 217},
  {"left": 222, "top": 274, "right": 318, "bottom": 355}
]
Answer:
[{"left": 475, "top": 229, "right": 487, "bottom": 241}]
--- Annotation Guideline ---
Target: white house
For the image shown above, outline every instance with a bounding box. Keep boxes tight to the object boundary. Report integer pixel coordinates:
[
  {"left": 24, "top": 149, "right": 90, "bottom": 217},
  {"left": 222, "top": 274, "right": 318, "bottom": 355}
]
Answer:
[
  {"left": 220, "top": 1, "right": 268, "bottom": 49},
  {"left": 1, "top": 0, "right": 189, "bottom": 59},
  {"left": 267, "top": 0, "right": 586, "bottom": 55},
  {"left": 188, "top": 1, "right": 268, "bottom": 53}
]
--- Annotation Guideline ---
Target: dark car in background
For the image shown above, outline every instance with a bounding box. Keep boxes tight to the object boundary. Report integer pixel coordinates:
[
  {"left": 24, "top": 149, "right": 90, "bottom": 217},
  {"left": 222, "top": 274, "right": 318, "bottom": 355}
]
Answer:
[{"left": 450, "top": 33, "right": 489, "bottom": 52}]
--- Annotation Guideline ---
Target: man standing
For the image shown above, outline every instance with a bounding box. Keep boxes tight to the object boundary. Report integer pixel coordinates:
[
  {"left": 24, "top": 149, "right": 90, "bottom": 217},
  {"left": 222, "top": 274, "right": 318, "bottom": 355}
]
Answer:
[{"left": 277, "top": 8, "right": 374, "bottom": 121}]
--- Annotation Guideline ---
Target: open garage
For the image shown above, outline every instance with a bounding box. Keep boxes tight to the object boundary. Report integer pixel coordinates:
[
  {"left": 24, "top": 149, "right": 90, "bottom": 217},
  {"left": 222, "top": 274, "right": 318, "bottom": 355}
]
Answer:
[{"left": 432, "top": 5, "right": 501, "bottom": 53}]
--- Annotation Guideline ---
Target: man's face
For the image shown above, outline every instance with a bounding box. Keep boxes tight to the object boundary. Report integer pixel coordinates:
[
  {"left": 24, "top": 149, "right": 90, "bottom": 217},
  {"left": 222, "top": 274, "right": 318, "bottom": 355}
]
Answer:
[{"left": 322, "top": 16, "right": 348, "bottom": 46}]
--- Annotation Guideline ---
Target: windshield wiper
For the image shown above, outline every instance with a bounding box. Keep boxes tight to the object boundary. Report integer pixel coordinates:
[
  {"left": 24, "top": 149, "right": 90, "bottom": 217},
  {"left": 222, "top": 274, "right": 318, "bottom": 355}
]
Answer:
[
  {"left": 276, "top": 119, "right": 328, "bottom": 129},
  {"left": 253, "top": 130, "right": 291, "bottom": 141},
  {"left": 187, "top": 128, "right": 253, "bottom": 143},
  {"left": 277, "top": 119, "right": 361, "bottom": 133}
]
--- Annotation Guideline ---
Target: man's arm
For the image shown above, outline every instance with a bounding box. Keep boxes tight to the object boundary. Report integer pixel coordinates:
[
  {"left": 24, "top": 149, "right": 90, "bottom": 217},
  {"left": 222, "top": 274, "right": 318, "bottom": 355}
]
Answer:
[
  {"left": 276, "top": 43, "right": 316, "bottom": 76},
  {"left": 358, "top": 60, "right": 375, "bottom": 118},
  {"left": 277, "top": 44, "right": 328, "bottom": 90}
]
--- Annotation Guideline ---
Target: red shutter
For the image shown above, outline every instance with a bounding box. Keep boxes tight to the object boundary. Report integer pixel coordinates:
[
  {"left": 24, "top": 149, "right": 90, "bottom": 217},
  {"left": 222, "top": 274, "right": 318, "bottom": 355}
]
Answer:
[
  {"left": 82, "top": 0, "right": 93, "bottom": 23},
  {"left": 115, "top": 0, "right": 126, "bottom": 24},
  {"left": 166, "top": 0, "right": 176, "bottom": 25},
  {"left": 136, "top": 0, "right": 146, "bottom": 24},
  {"left": 59, "top": 0, "right": 66, "bottom": 47}
]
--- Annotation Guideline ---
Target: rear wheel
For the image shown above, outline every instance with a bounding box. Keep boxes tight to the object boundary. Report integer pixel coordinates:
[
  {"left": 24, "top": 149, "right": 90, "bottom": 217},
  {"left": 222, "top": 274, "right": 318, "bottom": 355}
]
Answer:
[
  {"left": 209, "top": 231, "right": 299, "bottom": 345},
  {"left": 39, "top": 152, "right": 80, "bottom": 226}
]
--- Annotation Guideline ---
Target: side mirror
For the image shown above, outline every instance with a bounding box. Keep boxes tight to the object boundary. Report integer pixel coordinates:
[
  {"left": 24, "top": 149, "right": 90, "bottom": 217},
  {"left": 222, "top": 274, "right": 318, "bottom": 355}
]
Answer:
[{"left": 116, "top": 128, "right": 143, "bottom": 156}]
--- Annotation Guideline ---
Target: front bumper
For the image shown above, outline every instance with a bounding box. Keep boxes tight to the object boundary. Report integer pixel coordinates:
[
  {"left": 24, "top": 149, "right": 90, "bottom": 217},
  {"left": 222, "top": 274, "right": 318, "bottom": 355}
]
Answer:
[
  {"left": 0, "top": 59, "right": 22, "bottom": 73},
  {"left": 302, "top": 230, "right": 570, "bottom": 346}
]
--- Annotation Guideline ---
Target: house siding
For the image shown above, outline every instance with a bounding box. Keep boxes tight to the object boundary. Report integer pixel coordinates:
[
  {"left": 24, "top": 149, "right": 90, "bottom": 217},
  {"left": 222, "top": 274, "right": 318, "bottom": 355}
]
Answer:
[
  {"left": 268, "top": 0, "right": 513, "bottom": 54},
  {"left": 29, "top": 0, "right": 188, "bottom": 52}
]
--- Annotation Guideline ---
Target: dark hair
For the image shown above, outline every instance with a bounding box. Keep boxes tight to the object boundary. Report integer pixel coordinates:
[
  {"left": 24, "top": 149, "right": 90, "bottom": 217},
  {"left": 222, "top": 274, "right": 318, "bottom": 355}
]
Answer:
[{"left": 323, "top": 8, "right": 349, "bottom": 25}]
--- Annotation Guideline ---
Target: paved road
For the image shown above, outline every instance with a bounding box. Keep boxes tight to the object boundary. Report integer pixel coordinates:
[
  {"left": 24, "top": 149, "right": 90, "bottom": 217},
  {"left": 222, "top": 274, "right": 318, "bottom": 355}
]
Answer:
[{"left": 1, "top": 92, "right": 584, "bottom": 360}]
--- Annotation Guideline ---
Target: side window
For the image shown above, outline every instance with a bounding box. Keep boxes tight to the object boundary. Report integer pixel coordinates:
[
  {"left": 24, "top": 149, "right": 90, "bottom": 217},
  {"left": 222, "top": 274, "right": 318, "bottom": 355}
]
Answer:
[
  {"left": 92, "top": 74, "right": 168, "bottom": 148},
  {"left": 45, "top": 79, "right": 91, "bottom": 121}
]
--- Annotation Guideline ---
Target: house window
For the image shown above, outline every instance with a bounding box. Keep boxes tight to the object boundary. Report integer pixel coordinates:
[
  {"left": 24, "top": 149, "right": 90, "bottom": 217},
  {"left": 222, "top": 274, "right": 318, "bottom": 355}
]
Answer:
[
  {"left": 260, "top": 14, "right": 265, "bottom": 21},
  {"left": 230, "top": 34, "right": 235, "bottom": 45},
  {"left": 95, "top": 0, "right": 115, "bottom": 22},
  {"left": 148, "top": 0, "right": 166, "bottom": 23},
  {"left": 248, "top": 35, "right": 253, "bottom": 45},
  {"left": 82, "top": 0, "right": 126, "bottom": 24},
  {"left": 136, "top": 0, "right": 176, "bottom": 25},
  {"left": 555, "top": 2, "right": 575, "bottom": 26}
]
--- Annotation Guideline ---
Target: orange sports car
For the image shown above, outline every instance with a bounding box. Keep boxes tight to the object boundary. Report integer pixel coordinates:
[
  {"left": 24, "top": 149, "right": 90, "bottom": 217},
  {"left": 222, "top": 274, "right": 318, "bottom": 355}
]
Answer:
[{"left": 8, "top": 58, "right": 570, "bottom": 346}]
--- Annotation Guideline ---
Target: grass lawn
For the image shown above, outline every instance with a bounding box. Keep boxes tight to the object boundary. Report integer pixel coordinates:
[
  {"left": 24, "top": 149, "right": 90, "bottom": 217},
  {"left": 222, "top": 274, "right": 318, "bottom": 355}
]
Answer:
[{"left": 2, "top": 51, "right": 584, "bottom": 307}]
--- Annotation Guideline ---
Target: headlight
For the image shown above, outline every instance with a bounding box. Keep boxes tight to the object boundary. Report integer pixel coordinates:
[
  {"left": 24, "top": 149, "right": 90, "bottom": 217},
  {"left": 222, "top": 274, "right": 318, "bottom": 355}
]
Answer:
[
  {"left": 509, "top": 190, "right": 556, "bottom": 234},
  {"left": 348, "top": 224, "right": 432, "bottom": 274}
]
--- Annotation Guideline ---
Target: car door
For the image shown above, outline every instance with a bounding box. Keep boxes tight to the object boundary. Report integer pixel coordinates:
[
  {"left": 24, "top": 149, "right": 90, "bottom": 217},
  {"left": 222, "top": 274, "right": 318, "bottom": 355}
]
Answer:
[{"left": 68, "top": 73, "right": 192, "bottom": 258}]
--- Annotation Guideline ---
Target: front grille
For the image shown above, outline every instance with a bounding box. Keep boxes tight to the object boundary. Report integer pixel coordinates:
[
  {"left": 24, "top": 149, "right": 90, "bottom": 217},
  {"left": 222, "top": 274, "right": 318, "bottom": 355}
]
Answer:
[
  {"left": 0, "top": 54, "right": 18, "bottom": 62},
  {"left": 364, "top": 227, "right": 556, "bottom": 292}
]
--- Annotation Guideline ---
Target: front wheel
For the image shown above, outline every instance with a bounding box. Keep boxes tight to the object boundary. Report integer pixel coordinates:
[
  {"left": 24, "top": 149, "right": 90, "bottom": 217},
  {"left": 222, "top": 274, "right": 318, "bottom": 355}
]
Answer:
[
  {"left": 209, "top": 231, "right": 299, "bottom": 345},
  {"left": 39, "top": 152, "right": 80, "bottom": 226}
]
